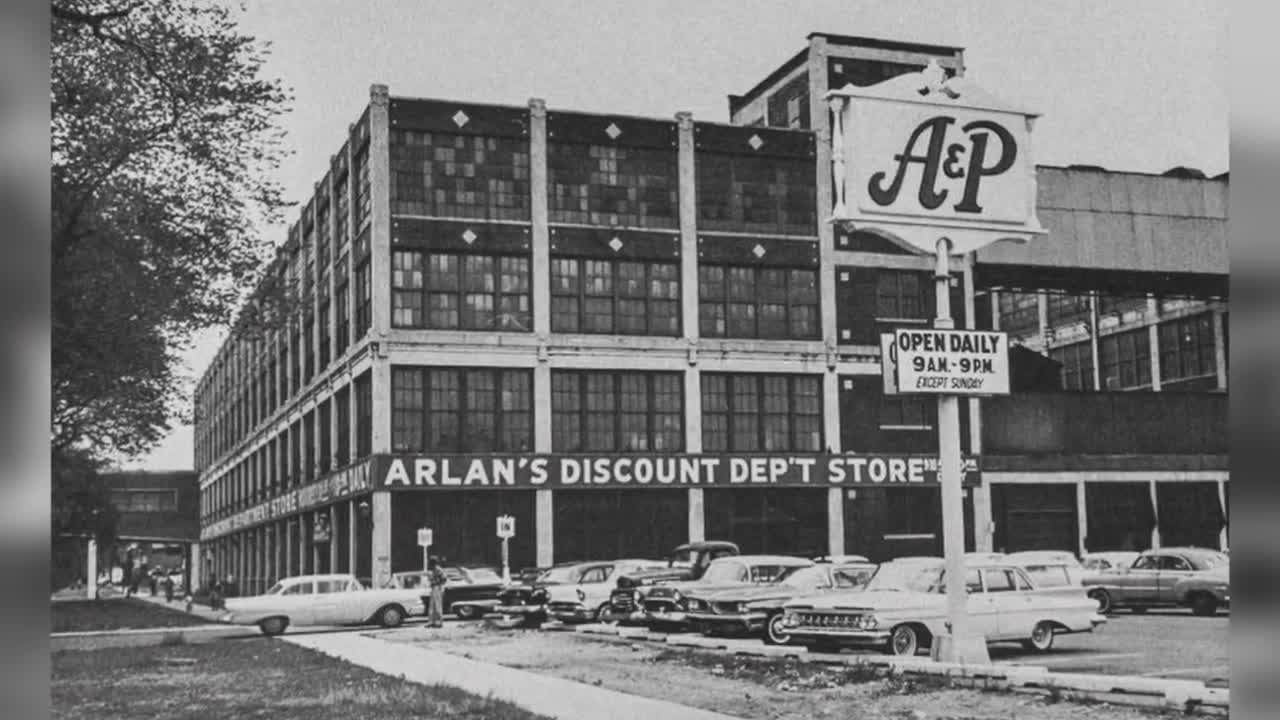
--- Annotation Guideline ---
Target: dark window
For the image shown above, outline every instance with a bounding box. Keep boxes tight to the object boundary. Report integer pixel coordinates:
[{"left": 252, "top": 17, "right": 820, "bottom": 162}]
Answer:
[
  {"left": 334, "top": 171, "right": 350, "bottom": 249},
  {"left": 289, "top": 420, "right": 301, "bottom": 486},
  {"left": 303, "top": 410, "right": 316, "bottom": 483},
  {"left": 1046, "top": 292, "right": 1091, "bottom": 328},
  {"left": 354, "top": 144, "right": 371, "bottom": 231},
  {"left": 393, "top": 250, "right": 532, "bottom": 331},
  {"left": 335, "top": 386, "right": 351, "bottom": 466},
  {"left": 1159, "top": 312, "right": 1217, "bottom": 389},
  {"left": 699, "top": 265, "right": 818, "bottom": 339},
  {"left": 876, "top": 269, "right": 929, "bottom": 320},
  {"left": 547, "top": 143, "right": 678, "bottom": 228},
  {"left": 552, "top": 371, "right": 683, "bottom": 452},
  {"left": 318, "top": 299, "right": 331, "bottom": 370},
  {"left": 288, "top": 331, "right": 300, "bottom": 397},
  {"left": 317, "top": 400, "right": 332, "bottom": 474},
  {"left": 1049, "top": 341, "right": 1095, "bottom": 391},
  {"left": 335, "top": 252, "right": 350, "bottom": 355},
  {"left": 879, "top": 395, "right": 933, "bottom": 429},
  {"left": 997, "top": 290, "right": 1040, "bottom": 336},
  {"left": 702, "top": 373, "right": 822, "bottom": 452},
  {"left": 1099, "top": 328, "right": 1152, "bottom": 390},
  {"left": 355, "top": 373, "right": 372, "bottom": 459},
  {"left": 303, "top": 314, "right": 315, "bottom": 383},
  {"left": 885, "top": 487, "right": 940, "bottom": 536},
  {"left": 354, "top": 258, "right": 371, "bottom": 339},
  {"left": 391, "top": 367, "right": 533, "bottom": 453},
  {"left": 389, "top": 130, "right": 530, "bottom": 221},
  {"left": 552, "top": 257, "right": 679, "bottom": 335},
  {"left": 696, "top": 153, "right": 816, "bottom": 235},
  {"left": 1097, "top": 293, "right": 1147, "bottom": 319}
]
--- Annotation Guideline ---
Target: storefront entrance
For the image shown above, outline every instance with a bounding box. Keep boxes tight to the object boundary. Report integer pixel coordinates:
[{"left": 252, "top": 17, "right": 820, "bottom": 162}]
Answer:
[
  {"left": 705, "top": 489, "right": 828, "bottom": 557},
  {"left": 554, "top": 489, "right": 687, "bottom": 562},
  {"left": 991, "top": 483, "right": 1078, "bottom": 553}
]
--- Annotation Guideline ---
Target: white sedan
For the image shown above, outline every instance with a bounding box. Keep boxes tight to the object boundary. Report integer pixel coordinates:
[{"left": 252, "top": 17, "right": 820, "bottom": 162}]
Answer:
[
  {"left": 221, "top": 573, "right": 426, "bottom": 635},
  {"left": 780, "top": 557, "right": 1106, "bottom": 655},
  {"left": 544, "top": 559, "right": 668, "bottom": 623}
]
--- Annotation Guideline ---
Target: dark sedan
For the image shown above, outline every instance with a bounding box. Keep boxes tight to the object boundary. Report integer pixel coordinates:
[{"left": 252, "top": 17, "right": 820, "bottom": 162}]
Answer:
[{"left": 392, "top": 566, "right": 507, "bottom": 618}]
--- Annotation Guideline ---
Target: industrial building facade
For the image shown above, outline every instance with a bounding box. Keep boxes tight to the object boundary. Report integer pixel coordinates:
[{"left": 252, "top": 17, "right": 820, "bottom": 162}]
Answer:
[{"left": 194, "top": 34, "right": 1228, "bottom": 594}]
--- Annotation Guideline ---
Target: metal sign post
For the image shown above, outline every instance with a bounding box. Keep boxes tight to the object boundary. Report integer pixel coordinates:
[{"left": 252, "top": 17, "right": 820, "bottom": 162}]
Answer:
[
  {"left": 496, "top": 515, "right": 515, "bottom": 584},
  {"left": 417, "top": 527, "right": 433, "bottom": 572},
  {"left": 826, "top": 60, "right": 1042, "bottom": 666}
]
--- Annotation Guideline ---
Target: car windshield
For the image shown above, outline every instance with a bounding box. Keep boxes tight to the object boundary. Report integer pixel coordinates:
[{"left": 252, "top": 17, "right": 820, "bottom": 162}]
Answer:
[
  {"left": 779, "top": 566, "right": 828, "bottom": 589},
  {"left": 702, "top": 561, "right": 748, "bottom": 583},
  {"left": 466, "top": 568, "right": 503, "bottom": 583},
  {"left": 865, "top": 562, "right": 944, "bottom": 593},
  {"left": 538, "top": 566, "right": 583, "bottom": 584},
  {"left": 1021, "top": 565, "right": 1071, "bottom": 587}
]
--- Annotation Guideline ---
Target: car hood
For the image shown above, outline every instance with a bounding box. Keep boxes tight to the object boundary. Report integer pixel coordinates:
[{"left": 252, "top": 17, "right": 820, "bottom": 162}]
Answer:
[
  {"left": 784, "top": 589, "right": 938, "bottom": 612},
  {"left": 648, "top": 579, "right": 754, "bottom": 597},
  {"left": 1189, "top": 566, "right": 1229, "bottom": 582},
  {"left": 615, "top": 568, "right": 692, "bottom": 588},
  {"left": 702, "top": 584, "right": 818, "bottom": 604}
]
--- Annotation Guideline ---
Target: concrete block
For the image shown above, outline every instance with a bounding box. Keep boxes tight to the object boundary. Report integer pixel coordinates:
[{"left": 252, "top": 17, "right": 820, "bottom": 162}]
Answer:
[
  {"left": 1003, "top": 666, "right": 1050, "bottom": 687},
  {"left": 576, "top": 624, "right": 619, "bottom": 636},
  {"left": 616, "top": 627, "right": 650, "bottom": 639},
  {"left": 733, "top": 645, "right": 807, "bottom": 659},
  {"left": 665, "top": 635, "right": 708, "bottom": 648}
]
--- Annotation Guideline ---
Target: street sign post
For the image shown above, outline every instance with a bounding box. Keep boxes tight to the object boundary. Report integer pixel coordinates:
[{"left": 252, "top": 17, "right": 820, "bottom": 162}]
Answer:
[
  {"left": 417, "top": 527, "right": 433, "bottom": 572},
  {"left": 496, "top": 515, "right": 515, "bottom": 584},
  {"left": 828, "top": 60, "right": 1041, "bottom": 665}
]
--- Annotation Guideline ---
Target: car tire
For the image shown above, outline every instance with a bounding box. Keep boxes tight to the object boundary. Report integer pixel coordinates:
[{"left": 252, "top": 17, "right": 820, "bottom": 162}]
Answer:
[
  {"left": 1189, "top": 593, "right": 1219, "bottom": 617},
  {"left": 1021, "top": 621, "right": 1056, "bottom": 652},
  {"left": 1088, "top": 588, "right": 1113, "bottom": 614},
  {"left": 455, "top": 605, "right": 478, "bottom": 620},
  {"left": 378, "top": 604, "right": 406, "bottom": 629},
  {"left": 887, "top": 624, "right": 921, "bottom": 656},
  {"left": 258, "top": 617, "right": 289, "bottom": 636},
  {"left": 764, "top": 614, "right": 791, "bottom": 645},
  {"left": 594, "top": 603, "right": 612, "bottom": 623}
]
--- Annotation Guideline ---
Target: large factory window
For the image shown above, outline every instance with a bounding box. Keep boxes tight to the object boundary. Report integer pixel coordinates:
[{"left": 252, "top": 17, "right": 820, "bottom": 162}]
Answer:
[
  {"left": 392, "top": 367, "right": 533, "bottom": 453},
  {"left": 551, "top": 371, "right": 683, "bottom": 452},
  {"left": 1159, "top": 312, "right": 1217, "bottom": 391},
  {"left": 702, "top": 373, "right": 822, "bottom": 452},
  {"left": 390, "top": 130, "right": 530, "bottom": 221},
  {"left": 551, "top": 257, "right": 679, "bottom": 335},
  {"left": 696, "top": 153, "right": 815, "bottom": 236},
  {"left": 698, "top": 265, "right": 818, "bottom": 339},
  {"left": 547, "top": 143, "right": 678, "bottom": 229},
  {"left": 1049, "top": 341, "right": 1094, "bottom": 391},
  {"left": 1099, "top": 327, "right": 1152, "bottom": 390},
  {"left": 393, "top": 250, "right": 531, "bottom": 332}
]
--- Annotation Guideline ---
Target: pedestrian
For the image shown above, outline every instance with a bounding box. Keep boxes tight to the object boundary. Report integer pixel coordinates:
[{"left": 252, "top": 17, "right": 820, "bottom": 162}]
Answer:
[
  {"left": 427, "top": 556, "right": 447, "bottom": 628},
  {"left": 149, "top": 570, "right": 159, "bottom": 597},
  {"left": 163, "top": 574, "right": 175, "bottom": 603}
]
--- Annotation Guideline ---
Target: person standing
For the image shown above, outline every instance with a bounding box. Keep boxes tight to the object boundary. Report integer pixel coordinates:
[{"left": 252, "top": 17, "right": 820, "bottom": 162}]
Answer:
[{"left": 427, "top": 557, "right": 447, "bottom": 628}]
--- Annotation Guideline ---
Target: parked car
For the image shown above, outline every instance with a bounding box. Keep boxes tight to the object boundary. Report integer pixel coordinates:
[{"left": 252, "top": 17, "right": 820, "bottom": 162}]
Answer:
[
  {"left": 492, "top": 561, "right": 594, "bottom": 627},
  {"left": 1083, "top": 546, "right": 1229, "bottom": 616},
  {"left": 608, "top": 541, "right": 741, "bottom": 620},
  {"left": 220, "top": 573, "right": 426, "bottom": 636},
  {"left": 1081, "top": 551, "right": 1141, "bottom": 573},
  {"left": 1005, "top": 550, "right": 1086, "bottom": 587},
  {"left": 391, "top": 566, "right": 507, "bottom": 619},
  {"left": 813, "top": 554, "right": 871, "bottom": 564},
  {"left": 780, "top": 556, "right": 1106, "bottom": 655},
  {"left": 685, "top": 559, "right": 877, "bottom": 644},
  {"left": 638, "top": 555, "right": 815, "bottom": 632},
  {"left": 543, "top": 559, "right": 669, "bottom": 623}
]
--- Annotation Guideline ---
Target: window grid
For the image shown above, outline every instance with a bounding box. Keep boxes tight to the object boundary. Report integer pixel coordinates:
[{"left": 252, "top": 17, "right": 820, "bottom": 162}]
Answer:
[
  {"left": 696, "top": 153, "right": 816, "bottom": 235},
  {"left": 1099, "top": 327, "right": 1152, "bottom": 390},
  {"left": 547, "top": 143, "right": 678, "bottom": 228},
  {"left": 390, "top": 130, "right": 530, "bottom": 220},
  {"left": 354, "top": 145, "right": 371, "bottom": 231},
  {"left": 699, "top": 264, "right": 818, "bottom": 339},
  {"left": 1049, "top": 341, "right": 1095, "bottom": 391},
  {"left": 551, "top": 371, "right": 684, "bottom": 452},
  {"left": 391, "top": 367, "right": 533, "bottom": 452},
  {"left": 997, "top": 290, "right": 1040, "bottom": 336},
  {"left": 701, "top": 373, "right": 823, "bottom": 452},
  {"left": 392, "top": 250, "right": 532, "bottom": 332},
  {"left": 1158, "top": 312, "right": 1217, "bottom": 385},
  {"left": 354, "top": 258, "right": 371, "bottom": 339},
  {"left": 334, "top": 172, "right": 350, "bottom": 250},
  {"left": 551, "top": 257, "right": 679, "bottom": 335}
]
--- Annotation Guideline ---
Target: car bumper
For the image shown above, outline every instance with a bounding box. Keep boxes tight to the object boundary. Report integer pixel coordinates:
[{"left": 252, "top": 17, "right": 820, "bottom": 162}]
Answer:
[
  {"left": 548, "top": 604, "right": 598, "bottom": 622},
  {"left": 788, "top": 628, "right": 892, "bottom": 643},
  {"left": 493, "top": 604, "right": 546, "bottom": 617},
  {"left": 645, "top": 610, "right": 689, "bottom": 625},
  {"left": 685, "top": 610, "right": 769, "bottom": 631}
]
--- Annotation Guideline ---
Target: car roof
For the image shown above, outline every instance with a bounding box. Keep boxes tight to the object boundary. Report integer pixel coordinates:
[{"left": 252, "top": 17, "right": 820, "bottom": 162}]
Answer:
[
  {"left": 715, "top": 555, "right": 814, "bottom": 566},
  {"left": 282, "top": 574, "right": 355, "bottom": 583},
  {"left": 674, "top": 541, "right": 739, "bottom": 551},
  {"left": 1142, "top": 546, "right": 1226, "bottom": 557}
]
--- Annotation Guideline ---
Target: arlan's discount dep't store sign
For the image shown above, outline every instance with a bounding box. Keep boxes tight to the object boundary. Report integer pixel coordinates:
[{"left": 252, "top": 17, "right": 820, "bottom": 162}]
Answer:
[{"left": 376, "top": 454, "right": 980, "bottom": 490}]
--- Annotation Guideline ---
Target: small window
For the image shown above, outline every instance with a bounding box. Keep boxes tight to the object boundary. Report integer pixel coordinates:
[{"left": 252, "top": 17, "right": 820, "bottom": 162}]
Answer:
[
  {"left": 1022, "top": 565, "right": 1071, "bottom": 588},
  {"left": 283, "top": 581, "right": 313, "bottom": 596},
  {"left": 983, "top": 569, "right": 1015, "bottom": 592},
  {"left": 397, "top": 575, "right": 424, "bottom": 589},
  {"left": 1159, "top": 556, "right": 1192, "bottom": 571},
  {"left": 1012, "top": 570, "right": 1033, "bottom": 591},
  {"left": 346, "top": 580, "right": 363, "bottom": 592},
  {"left": 315, "top": 580, "right": 344, "bottom": 593},
  {"left": 940, "top": 569, "right": 983, "bottom": 594},
  {"left": 834, "top": 567, "right": 874, "bottom": 588},
  {"left": 579, "top": 567, "right": 609, "bottom": 584}
]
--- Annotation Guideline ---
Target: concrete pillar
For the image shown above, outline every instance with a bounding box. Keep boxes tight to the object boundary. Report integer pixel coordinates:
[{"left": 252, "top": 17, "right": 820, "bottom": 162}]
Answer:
[
  {"left": 1076, "top": 480, "right": 1088, "bottom": 557},
  {"left": 827, "top": 489, "right": 845, "bottom": 557},
  {"left": 1088, "top": 292, "right": 1101, "bottom": 391},
  {"left": 1150, "top": 480, "right": 1161, "bottom": 550},
  {"left": 1037, "top": 291, "right": 1048, "bottom": 350},
  {"left": 676, "top": 111, "right": 698, "bottom": 341},
  {"left": 688, "top": 489, "right": 705, "bottom": 543},
  {"left": 1213, "top": 309, "right": 1227, "bottom": 390},
  {"left": 536, "top": 489, "right": 554, "bottom": 567},
  {"left": 368, "top": 83, "right": 392, "bottom": 340},
  {"left": 1148, "top": 295, "right": 1162, "bottom": 391},
  {"left": 682, "top": 368, "right": 704, "bottom": 543},
  {"left": 529, "top": 98, "right": 550, "bottom": 338},
  {"left": 371, "top": 490, "right": 392, "bottom": 588},
  {"left": 989, "top": 289, "right": 1001, "bottom": 330},
  {"left": 329, "top": 504, "right": 339, "bottom": 572},
  {"left": 298, "top": 513, "right": 308, "bottom": 575},
  {"left": 1218, "top": 480, "right": 1228, "bottom": 551},
  {"left": 371, "top": 360, "right": 391, "bottom": 455},
  {"left": 311, "top": 514, "right": 322, "bottom": 573},
  {"left": 348, "top": 498, "right": 358, "bottom": 574},
  {"left": 188, "top": 541, "right": 200, "bottom": 595},
  {"left": 285, "top": 519, "right": 295, "bottom": 578},
  {"left": 86, "top": 538, "right": 97, "bottom": 599}
]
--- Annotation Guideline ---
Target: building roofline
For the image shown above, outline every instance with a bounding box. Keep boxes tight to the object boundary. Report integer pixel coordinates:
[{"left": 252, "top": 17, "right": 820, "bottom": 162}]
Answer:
[
  {"left": 806, "top": 32, "right": 965, "bottom": 55},
  {"left": 1036, "top": 163, "right": 1229, "bottom": 181},
  {"left": 728, "top": 48, "right": 810, "bottom": 117}
]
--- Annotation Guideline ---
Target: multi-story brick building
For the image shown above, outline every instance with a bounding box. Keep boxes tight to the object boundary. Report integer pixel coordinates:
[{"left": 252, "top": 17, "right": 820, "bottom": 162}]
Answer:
[{"left": 193, "top": 33, "right": 1227, "bottom": 594}]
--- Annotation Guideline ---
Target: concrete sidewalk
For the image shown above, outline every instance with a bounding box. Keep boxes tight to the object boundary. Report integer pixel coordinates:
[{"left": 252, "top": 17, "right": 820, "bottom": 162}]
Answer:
[{"left": 285, "top": 632, "right": 745, "bottom": 720}]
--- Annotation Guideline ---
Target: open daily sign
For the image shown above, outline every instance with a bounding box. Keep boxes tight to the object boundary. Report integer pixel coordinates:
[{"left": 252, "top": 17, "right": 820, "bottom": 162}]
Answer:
[{"left": 892, "top": 328, "right": 1010, "bottom": 396}]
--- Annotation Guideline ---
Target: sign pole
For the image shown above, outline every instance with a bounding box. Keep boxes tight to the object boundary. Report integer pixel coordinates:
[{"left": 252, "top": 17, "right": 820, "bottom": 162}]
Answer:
[
  {"left": 932, "top": 237, "right": 989, "bottom": 665},
  {"left": 501, "top": 537, "right": 511, "bottom": 585}
]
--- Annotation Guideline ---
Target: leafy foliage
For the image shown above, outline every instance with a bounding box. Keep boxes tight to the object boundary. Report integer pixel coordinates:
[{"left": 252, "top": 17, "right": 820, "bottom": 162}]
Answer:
[{"left": 51, "top": 0, "right": 293, "bottom": 460}]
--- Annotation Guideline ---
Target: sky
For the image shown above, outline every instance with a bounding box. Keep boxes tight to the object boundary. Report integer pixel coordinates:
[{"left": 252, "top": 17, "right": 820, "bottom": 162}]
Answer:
[{"left": 124, "top": 0, "right": 1227, "bottom": 472}]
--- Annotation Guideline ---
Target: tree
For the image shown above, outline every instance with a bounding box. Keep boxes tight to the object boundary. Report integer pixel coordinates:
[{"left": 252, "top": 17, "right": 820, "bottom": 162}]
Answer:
[{"left": 51, "top": 0, "right": 293, "bottom": 461}]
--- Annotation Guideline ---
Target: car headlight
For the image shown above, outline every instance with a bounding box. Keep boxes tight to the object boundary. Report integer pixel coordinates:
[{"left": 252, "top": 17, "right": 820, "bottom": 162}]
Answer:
[
  {"left": 858, "top": 614, "right": 879, "bottom": 630},
  {"left": 671, "top": 589, "right": 683, "bottom": 602},
  {"left": 782, "top": 611, "right": 799, "bottom": 628}
]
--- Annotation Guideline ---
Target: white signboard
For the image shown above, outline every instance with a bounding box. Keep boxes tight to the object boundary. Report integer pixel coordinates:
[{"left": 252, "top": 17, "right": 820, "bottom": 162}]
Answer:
[
  {"left": 417, "top": 527, "right": 433, "bottom": 547},
  {"left": 496, "top": 515, "right": 515, "bottom": 539},
  {"left": 827, "top": 61, "right": 1045, "bottom": 255},
  {"left": 893, "top": 328, "right": 1010, "bottom": 396}
]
